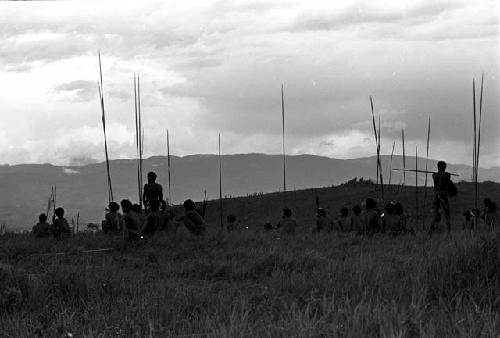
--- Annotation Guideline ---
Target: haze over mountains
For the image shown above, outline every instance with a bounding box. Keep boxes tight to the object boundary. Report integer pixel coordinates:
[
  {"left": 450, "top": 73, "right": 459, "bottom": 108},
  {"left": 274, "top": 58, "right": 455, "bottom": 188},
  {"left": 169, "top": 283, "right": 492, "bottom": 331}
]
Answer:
[{"left": 1, "top": 153, "right": 498, "bottom": 230}]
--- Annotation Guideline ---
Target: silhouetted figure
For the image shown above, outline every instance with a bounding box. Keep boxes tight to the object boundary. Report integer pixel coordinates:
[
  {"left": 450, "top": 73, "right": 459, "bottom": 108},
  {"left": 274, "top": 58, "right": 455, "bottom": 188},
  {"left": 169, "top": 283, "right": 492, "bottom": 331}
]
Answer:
[
  {"left": 363, "top": 198, "right": 381, "bottom": 236},
  {"left": 315, "top": 208, "right": 333, "bottom": 233},
  {"left": 158, "top": 200, "right": 177, "bottom": 233},
  {"left": 264, "top": 218, "right": 273, "bottom": 231},
  {"left": 277, "top": 208, "right": 298, "bottom": 235},
  {"left": 120, "top": 199, "right": 142, "bottom": 241},
  {"left": 462, "top": 210, "right": 475, "bottom": 230},
  {"left": 132, "top": 203, "right": 146, "bottom": 227},
  {"left": 103, "top": 202, "right": 122, "bottom": 234},
  {"left": 381, "top": 202, "right": 403, "bottom": 236},
  {"left": 351, "top": 205, "right": 363, "bottom": 234},
  {"left": 32, "top": 213, "right": 51, "bottom": 238},
  {"left": 226, "top": 214, "right": 241, "bottom": 232},
  {"left": 143, "top": 171, "right": 163, "bottom": 211},
  {"left": 182, "top": 199, "right": 207, "bottom": 235},
  {"left": 52, "top": 207, "right": 71, "bottom": 240},
  {"left": 142, "top": 199, "right": 160, "bottom": 237},
  {"left": 483, "top": 198, "right": 498, "bottom": 230},
  {"left": 429, "top": 161, "right": 452, "bottom": 236},
  {"left": 337, "top": 207, "right": 352, "bottom": 232}
]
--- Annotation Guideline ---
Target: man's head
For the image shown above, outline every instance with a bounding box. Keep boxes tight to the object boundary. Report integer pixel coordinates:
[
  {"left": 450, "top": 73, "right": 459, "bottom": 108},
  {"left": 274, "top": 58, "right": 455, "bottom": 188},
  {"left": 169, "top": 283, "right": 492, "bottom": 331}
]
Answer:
[
  {"left": 365, "top": 198, "right": 377, "bottom": 210},
  {"left": 120, "top": 199, "right": 132, "bottom": 213},
  {"left": 54, "top": 207, "right": 64, "bottom": 218},
  {"left": 147, "top": 171, "right": 157, "bottom": 182},
  {"left": 39, "top": 213, "right": 47, "bottom": 223},
  {"left": 108, "top": 202, "right": 120, "bottom": 213},
  {"left": 317, "top": 208, "right": 326, "bottom": 216},
  {"left": 183, "top": 199, "right": 195, "bottom": 211},
  {"left": 283, "top": 208, "right": 292, "bottom": 218},
  {"left": 437, "top": 161, "right": 446, "bottom": 172},
  {"left": 132, "top": 204, "right": 142, "bottom": 214},
  {"left": 227, "top": 214, "right": 236, "bottom": 223},
  {"left": 394, "top": 202, "right": 404, "bottom": 215},
  {"left": 352, "top": 205, "right": 362, "bottom": 216},
  {"left": 384, "top": 202, "right": 396, "bottom": 214}
]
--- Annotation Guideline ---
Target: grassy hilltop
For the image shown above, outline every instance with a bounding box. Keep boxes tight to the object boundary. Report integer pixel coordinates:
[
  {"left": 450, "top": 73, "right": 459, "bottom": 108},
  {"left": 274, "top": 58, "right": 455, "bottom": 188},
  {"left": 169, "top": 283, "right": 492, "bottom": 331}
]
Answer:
[{"left": 0, "top": 181, "right": 499, "bottom": 337}]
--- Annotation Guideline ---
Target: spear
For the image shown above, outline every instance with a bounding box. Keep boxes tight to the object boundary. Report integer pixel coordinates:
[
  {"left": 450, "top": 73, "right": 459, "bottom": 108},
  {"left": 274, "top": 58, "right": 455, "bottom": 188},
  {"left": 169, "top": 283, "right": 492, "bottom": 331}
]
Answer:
[
  {"left": 415, "top": 146, "right": 419, "bottom": 230},
  {"left": 475, "top": 73, "right": 484, "bottom": 214},
  {"left": 98, "top": 51, "right": 113, "bottom": 203},
  {"left": 423, "top": 117, "right": 431, "bottom": 223},
  {"left": 378, "top": 112, "right": 384, "bottom": 201},
  {"left": 138, "top": 74, "right": 143, "bottom": 209},
  {"left": 167, "top": 129, "right": 172, "bottom": 206},
  {"left": 219, "top": 133, "right": 223, "bottom": 231},
  {"left": 370, "top": 96, "right": 379, "bottom": 185},
  {"left": 402, "top": 129, "right": 406, "bottom": 187},
  {"left": 472, "top": 79, "right": 477, "bottom": 213},
  {"left": 134, "top": 73, "right": 141, "bottom": 207},
  {"left": 281, "top": 83, "right": 287, "bottom": 207},
  {"left": 391, "top": 168, "right": 459, "bottom": 177},
  {"left": 389, "top": 141, "right": 395, "bottom": 186}
]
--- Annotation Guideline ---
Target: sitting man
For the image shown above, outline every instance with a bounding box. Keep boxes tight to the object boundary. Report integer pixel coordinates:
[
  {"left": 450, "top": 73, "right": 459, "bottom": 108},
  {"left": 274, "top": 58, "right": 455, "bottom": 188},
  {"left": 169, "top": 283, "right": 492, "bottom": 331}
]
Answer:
[
  {"left": 182, "top": 199, "right": 207, "bottom": 236},
  {"left": 32, "top": 213, "right": 51, "bottom": 238}
]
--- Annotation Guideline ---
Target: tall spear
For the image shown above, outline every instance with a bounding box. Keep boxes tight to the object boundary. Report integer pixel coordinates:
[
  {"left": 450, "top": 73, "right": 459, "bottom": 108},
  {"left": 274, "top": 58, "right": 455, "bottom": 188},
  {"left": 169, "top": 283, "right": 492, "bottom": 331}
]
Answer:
[
  {"left": 167, "top": 129, "right": 172, "bottom": 206},
  {"left": 370, "top": 96, "right": 379, "bottom": 185},
  {"left": 402, "top": 129, "right": 406, "bottom": 187},
  {"left": 218, "top": 133, "right": 223, "bottom": 231},
  {"left": 415, "top": 146, "right": 419, "bottom": 230},
  {"left": 475, "top": 73, "right": 484, "bottom": 214},
  {"left": 389, "top": 141, "right": 395, "bottom": 186},
  {"left": 424, "top": 117, "right": 431, "bottom": 223},
  {"left": 281, "top": 84, "right": 287, "bottom": 207},
  {"left": 472, "top": 79, "right": 477, "bottom": 214},
  {"left": 98, "top": 51, "right": 113, "bottom": 203}
]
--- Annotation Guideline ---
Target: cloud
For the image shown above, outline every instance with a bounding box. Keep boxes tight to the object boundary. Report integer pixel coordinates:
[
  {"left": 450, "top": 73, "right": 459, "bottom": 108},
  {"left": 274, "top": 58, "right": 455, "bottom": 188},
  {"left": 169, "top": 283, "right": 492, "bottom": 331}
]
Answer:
[{"left": 52, "top": 80, "right": 96, "bottom": 102}]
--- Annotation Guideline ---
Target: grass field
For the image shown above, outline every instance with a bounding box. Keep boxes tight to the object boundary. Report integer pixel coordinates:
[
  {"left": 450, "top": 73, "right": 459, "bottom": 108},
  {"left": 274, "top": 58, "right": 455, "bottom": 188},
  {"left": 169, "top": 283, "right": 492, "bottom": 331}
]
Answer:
[
  {"left": 1, "top": 181, "right": 499, "bottom": 337},
  {"left": 1, "top": 228, "right": 499, "bottom": 337}
]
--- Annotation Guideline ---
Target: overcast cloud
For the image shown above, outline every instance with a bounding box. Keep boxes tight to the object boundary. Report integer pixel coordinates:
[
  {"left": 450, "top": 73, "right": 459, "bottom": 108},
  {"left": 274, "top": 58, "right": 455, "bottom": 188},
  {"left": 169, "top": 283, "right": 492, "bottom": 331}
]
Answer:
[{"left": 0, "top": 0, "right": 498, "bottom": 167}]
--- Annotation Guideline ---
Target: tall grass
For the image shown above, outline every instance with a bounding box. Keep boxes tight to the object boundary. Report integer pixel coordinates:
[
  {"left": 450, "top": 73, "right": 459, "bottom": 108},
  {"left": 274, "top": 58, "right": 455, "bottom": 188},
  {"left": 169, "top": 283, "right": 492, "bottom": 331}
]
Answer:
[{"left": 1, "top": 230, "right": 499, "bottom": 337}]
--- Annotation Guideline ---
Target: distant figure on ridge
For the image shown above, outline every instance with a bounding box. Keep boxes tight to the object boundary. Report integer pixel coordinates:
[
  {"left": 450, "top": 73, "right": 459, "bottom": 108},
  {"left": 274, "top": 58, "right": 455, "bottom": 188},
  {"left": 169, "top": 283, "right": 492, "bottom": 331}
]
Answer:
[
  {"left": 226, "top": 214, "right": 241, "bottom": 232},
  {"left": 32, "top": 213, "right": 51, "bottom": 238},
  {"left": 263, "top": 218, "right": 273, "bottom": 231},
  {"left": 52, "top": 207, "right": 71, "bottom": 240},
  {"left": 182, "top": 199, "right": 207, "bottom": 236},
  {"left": 103, "top": 202, "right": 122, "bottom": 234},
  {"left": 143, "top": 171, "right": 163, "bottom": 211},
  {"left": 277, "top": 208, "right": 298, "bottom": 235},
  {"left": 315, "top": 208, "right": 333, "bottom": 233},
  {"left": 429, "top": 161, "right": 454, "bottom": 236}
]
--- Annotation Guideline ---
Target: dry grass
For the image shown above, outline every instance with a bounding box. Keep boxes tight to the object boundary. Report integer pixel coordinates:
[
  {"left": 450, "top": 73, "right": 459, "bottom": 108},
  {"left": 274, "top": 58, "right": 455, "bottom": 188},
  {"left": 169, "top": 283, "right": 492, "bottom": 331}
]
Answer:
[{"left": 1, "top": 227, "right": 499, "bottom": 337}]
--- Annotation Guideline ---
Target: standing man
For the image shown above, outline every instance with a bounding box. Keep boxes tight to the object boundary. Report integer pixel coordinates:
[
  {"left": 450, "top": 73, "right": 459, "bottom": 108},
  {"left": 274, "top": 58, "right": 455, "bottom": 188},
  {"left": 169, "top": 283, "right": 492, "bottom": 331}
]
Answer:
[
  {"left": 143, "top": 171, "right": 163, "bottom": 212},
  {"left": 429, "top": 161, "right": 453, "bottom": 236}
]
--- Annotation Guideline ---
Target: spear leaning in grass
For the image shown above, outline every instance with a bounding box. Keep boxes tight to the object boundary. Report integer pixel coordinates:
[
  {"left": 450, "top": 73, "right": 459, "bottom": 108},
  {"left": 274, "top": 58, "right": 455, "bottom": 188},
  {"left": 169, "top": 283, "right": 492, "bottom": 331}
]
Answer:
[
  {"left": 402, "top": 129, "right": 406, "bottom": 188},
  {"left": 369, "top": 96, "right": 384, "bottom": 201},
  {"left": 415, "top": 146, "right": 419, "bottom": 230},
  {"left": 475, "top": 73, "right": 484, "bottom": 219},
  {"left": 98, "top": 51, "right": 114, "bottom": 203}
]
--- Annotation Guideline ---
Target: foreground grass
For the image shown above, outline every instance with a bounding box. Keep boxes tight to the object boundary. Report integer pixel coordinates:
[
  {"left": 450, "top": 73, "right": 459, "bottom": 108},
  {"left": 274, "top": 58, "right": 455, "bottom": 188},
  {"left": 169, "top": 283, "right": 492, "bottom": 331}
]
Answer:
[{"left": 1, "top": 229, "right": 499, "bottom": 337}]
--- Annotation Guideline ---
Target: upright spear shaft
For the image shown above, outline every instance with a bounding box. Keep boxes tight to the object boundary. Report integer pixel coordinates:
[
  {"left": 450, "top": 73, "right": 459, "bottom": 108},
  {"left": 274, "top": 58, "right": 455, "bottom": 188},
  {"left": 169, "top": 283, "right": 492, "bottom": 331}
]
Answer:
[
  {"left": 167, "top": 129, "right": 172, "bottom": 206},
  {"left": 424, "top": 117, "right": 431, "bottom": 223},
  {"left": 415, "top": 146, "right": 419, "bottom": 230},
  {"left": 281, "top": 84, "right": 287, "bottom": 206},
  {"left": 402, "top": 129, "right": 406, "bottom": 187},
  {"left": 218, "top": 133, "right": 223, "bottom": 231},
  {"left": 472, "top": 79, "right": 477, "bottom": 213},
  {"left": 98, "top": 51, "right": 113, "bottom": 203}
]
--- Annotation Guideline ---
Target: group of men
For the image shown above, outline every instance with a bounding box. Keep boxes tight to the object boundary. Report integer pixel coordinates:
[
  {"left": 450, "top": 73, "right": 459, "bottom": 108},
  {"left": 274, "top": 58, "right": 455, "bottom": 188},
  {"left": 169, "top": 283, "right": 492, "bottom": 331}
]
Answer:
[{"left": 32, "top": 161, "right": 497, "bottom": 240}]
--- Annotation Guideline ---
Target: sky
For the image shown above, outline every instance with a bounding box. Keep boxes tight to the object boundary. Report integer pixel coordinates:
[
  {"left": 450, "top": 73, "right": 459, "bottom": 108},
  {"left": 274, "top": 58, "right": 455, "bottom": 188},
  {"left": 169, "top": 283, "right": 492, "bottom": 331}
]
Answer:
[{"left": 0, "top": 0, "right": 498, "bottom": 167}]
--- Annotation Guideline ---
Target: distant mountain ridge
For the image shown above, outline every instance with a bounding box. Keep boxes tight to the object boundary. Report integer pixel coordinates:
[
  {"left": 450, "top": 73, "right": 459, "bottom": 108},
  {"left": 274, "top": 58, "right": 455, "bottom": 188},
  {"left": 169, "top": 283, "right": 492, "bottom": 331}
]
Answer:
[{"left": 0, "top": 153, "right": 498, "bottom": 229}]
